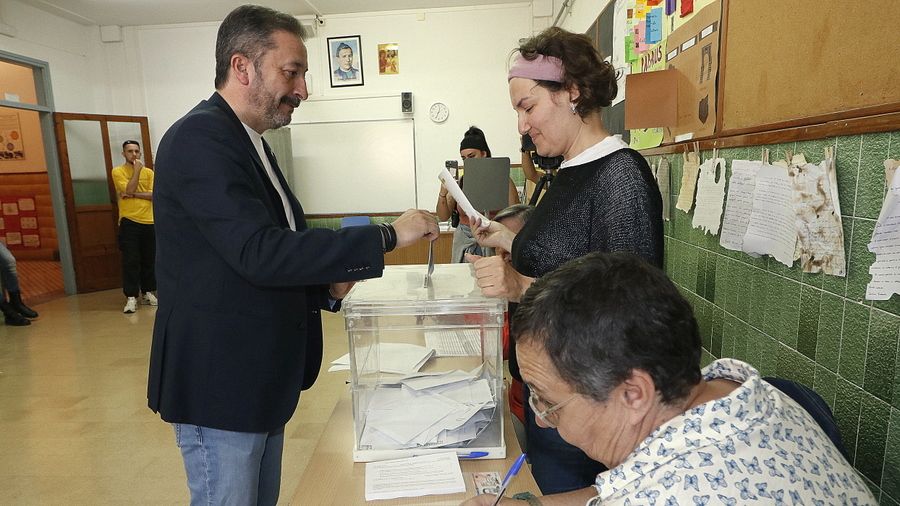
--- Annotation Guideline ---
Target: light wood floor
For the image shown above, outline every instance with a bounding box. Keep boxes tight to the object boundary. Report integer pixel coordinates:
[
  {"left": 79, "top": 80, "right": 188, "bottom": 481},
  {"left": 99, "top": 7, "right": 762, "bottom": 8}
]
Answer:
[{"left": 0, "top": 289, "right": 352, "bottom": 504}]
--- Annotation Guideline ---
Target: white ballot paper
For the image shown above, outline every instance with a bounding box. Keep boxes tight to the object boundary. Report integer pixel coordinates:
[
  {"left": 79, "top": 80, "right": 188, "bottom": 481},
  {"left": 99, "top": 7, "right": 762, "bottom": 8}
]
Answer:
[
  {"left": 742, "top": 163, "right": 797, "bottom": 267},
  {"left": 365, "top": 451, "right": 465, "bottom": 501},
  {"left": 866, "top": 164, "right": 900, "bottom": 300},
  {"left": 720, "top": 160, "right": 760, "bottom": 252},
  {"left": 691, "top": 157, "right": 726, "bottom": 235},
  {"left": 439, "top": 168, "right": 490, "bottom": 227},
  {"left": 329, "top": 343, "right": 435, "bottom": 375},
  {"left": 676, "top": 151, "right": 702, "bottom": 213}
]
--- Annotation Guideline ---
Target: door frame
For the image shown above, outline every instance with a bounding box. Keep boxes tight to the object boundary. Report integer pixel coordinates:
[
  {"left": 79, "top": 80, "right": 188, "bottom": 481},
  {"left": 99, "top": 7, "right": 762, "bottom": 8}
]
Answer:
[
  {"left": 0, "top": 49, "right": 77, "bottom": 294},
  {"left": 53, "top": 113, "right": 152, "bottom": 293}
]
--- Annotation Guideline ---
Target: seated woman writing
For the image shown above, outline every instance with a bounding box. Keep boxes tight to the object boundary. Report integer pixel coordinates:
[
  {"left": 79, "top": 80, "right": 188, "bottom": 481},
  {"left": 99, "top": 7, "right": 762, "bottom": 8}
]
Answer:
[{"left": 463, "top": 252, "right": 875, "bottom": 505}]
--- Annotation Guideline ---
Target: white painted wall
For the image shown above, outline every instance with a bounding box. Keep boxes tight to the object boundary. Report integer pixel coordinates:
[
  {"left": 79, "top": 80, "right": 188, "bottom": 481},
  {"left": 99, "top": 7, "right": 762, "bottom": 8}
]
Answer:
[
  {"left": 131, "top": 4, "right": 533, "bottom": 212},
  {"left": 0, "top": 0, "right": 109, "bottom": 113},
  {"left": 555, "top": 0, "right": 612, "bottom": 33},
  {"left": 5, "top": 1, "right": 616, "bottom": 214}
]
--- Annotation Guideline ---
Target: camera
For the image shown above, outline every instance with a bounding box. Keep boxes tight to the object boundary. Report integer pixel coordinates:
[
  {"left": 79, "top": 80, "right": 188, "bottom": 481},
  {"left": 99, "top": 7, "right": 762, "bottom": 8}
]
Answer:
[
  {"left": 521, "top": 134, "right": 562, "bottom": 171},
  {"left": 445, "top": 160, "right": 459, "bottom": 178}
]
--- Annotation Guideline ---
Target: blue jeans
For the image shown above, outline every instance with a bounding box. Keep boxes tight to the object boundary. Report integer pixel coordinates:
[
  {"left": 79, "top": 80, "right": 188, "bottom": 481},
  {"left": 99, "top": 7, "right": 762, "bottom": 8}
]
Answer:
[
  {"left": 523, "top": 384, "right": 607, "bottom": 495},
  {"left": 0, "top": 242, "right": 20, "bottom": 293},
  {"left": 173, "top": 423, "right": 285, "bottom": 506}
]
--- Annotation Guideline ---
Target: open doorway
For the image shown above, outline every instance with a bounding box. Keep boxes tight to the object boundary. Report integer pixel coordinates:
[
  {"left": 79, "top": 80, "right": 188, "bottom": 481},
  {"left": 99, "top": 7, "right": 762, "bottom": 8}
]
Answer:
[{"left": 0, "top": 52, "right": 69, "bottom": 305}]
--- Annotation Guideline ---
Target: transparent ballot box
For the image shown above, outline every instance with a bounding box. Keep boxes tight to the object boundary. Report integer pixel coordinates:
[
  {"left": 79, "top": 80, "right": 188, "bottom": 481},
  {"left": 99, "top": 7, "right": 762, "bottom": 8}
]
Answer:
[{"left": 342, "top": 263, "right": 507, "bottom": 462}]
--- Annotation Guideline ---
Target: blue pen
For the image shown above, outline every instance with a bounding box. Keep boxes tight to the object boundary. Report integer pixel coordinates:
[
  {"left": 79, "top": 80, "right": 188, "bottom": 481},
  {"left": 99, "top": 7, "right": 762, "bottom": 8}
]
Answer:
[
  {"left": 459, "top": 451, "right": 489, "bottom": 459},
  {"left": 490, "top": 453, "right": 527, "bottom": 506}
]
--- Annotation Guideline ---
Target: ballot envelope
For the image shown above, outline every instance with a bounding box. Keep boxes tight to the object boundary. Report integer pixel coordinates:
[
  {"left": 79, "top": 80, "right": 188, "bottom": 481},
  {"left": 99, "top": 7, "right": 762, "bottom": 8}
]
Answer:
[{"left": 341, "top": 263, "right": 506, "bottom": 461}]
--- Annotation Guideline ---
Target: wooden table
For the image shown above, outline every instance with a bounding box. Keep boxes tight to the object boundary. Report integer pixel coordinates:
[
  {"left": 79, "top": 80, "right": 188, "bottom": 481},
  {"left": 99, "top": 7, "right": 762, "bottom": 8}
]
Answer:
[{"left": 290, "top": 394, "right": 537, "bottom": 505}]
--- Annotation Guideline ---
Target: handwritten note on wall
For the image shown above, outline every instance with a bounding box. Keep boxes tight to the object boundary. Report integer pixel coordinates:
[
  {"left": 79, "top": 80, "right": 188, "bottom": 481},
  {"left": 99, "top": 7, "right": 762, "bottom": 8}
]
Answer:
[
  {"left": 653, "top": 157, "right": 672, "bottom": 221},
  {"left": 741, "top": 163, "right": 797, "bottom": 267},
  {"left": 719, "top": 160, "right": 759, "bottom": 252},
  {"left": 676, "top": 151, "right": 702, "bottom": 212},
  {"left": 866, "top": 164, "right": 900, "bottom": 300},
  {"left": 691, "top": 157, "right": 726, "bottom": 234}
]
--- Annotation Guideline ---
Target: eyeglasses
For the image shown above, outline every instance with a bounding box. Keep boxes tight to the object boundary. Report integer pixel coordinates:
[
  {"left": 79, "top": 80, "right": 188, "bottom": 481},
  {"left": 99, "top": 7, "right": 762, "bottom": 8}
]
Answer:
[{"left": 527, "top": 387, "right": 576, "bottom": 429}]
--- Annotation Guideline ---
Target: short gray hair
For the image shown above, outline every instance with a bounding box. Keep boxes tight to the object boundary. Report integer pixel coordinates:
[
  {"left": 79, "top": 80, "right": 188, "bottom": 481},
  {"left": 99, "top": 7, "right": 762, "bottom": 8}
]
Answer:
[{"left": 214, "top": 5, "right": 304, "bottom": 89}]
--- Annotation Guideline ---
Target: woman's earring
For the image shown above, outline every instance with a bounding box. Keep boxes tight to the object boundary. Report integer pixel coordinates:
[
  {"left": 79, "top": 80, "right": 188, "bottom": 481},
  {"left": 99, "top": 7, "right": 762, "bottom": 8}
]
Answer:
[{"left": 570, "top": 102, "right": 577, "bottom": 114}]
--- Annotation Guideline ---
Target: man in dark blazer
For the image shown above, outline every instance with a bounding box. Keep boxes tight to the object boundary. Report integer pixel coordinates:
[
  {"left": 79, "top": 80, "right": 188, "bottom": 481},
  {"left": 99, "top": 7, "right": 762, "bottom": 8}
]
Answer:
[{"left": 147, "top": 5, "right": 438, "bottom": 505}]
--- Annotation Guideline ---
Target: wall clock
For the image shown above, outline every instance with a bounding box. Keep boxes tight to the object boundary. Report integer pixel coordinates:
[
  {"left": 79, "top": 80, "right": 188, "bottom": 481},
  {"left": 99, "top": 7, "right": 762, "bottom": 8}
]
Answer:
[{"left": 429, "top": 102, "right": 449, "bottom": 123}]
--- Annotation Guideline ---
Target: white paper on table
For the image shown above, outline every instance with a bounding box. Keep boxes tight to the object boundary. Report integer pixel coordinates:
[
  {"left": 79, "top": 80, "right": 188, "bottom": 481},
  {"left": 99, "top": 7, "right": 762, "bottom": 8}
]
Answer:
[
  {"left": 789, "top": 154, "right": 846, "bottom": 276},
  {"left": 364, "top": 452, "right": 465, "bottom": 501},
  {"left": 720, "top": 160, "right": 760, "bottom": 251},
  {"left": 866, "top": 166, "right": 900, "bottom": 300},
  {"left": 438, "top": 167, "right": 490, "bottom": 226},
  {"left": 327, "top": 353, "right": 351, "bottom": 372},
  {"left": 742, "top": 163, "right": 797, "bottom": 267},
  {"left": 675, "top": 151, "right": 702, "bottom": 213},
  {"left": 691, "top": 157, "right": 726, "bottom": 235}
]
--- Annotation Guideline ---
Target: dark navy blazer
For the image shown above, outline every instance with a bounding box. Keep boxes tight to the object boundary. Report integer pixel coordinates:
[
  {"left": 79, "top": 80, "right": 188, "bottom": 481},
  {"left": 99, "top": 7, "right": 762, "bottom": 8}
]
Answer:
[{"left": 148, "top": 92, "right": 384, "bottom": 433}]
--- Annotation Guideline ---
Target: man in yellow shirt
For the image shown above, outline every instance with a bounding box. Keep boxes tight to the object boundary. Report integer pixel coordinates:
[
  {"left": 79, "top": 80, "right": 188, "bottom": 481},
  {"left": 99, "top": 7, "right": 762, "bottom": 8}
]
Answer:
[{"left": 111, "top": 140, "right": 156, "bottom": 314}]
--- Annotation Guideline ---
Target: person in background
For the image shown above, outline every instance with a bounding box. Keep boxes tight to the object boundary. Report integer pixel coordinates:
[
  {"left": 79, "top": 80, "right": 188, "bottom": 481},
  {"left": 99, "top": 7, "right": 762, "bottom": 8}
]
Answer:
[
  {"left": 436, "top": 126, "right": 519, "bottom": 263},
  {"left": 0, "top": 242, "right": 37, "bottom": 326},
  {"left": 462, "top": 252, "right": 875, "bottom": 505},
  {"left": 147, "top": 6, "right": 438, "bottom": 505},
  {"left": 468, "top": 27, "right": 664, "bottom": 494},
  {"left": 111, "top": 140, "right": 157, "bottom": 314}
]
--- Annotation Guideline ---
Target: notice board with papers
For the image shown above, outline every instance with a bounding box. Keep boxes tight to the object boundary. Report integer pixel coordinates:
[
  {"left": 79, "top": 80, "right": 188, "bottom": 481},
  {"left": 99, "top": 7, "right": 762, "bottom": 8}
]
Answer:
[
  {"left": 721, "top": 0, "right": 900, "bottom": 134},
  {"left": 591, "top": 0, "right": 900, "bottom": 147}
]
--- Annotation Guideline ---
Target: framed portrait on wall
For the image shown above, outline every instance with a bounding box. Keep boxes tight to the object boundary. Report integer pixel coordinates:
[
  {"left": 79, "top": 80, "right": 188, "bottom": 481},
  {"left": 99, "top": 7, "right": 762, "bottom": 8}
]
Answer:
[{"left": 327, "top": 35, "right": 364, "bottom": 87}]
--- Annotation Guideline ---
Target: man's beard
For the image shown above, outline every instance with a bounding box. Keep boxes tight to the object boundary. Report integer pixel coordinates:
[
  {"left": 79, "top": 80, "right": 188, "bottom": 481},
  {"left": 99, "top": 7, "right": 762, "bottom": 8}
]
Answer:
[{"left": 250, "top": 79, "right": 299, "bottom": 130}]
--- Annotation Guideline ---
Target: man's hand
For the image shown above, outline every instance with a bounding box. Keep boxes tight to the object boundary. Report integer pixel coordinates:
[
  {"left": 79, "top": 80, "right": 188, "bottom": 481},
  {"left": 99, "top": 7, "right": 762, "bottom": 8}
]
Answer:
[
  {"left": 132, "top": 158, "right": 144, "bottom": 171},
  {"left": 329, "top": 281, "right": 355, "bottom": 300},
  {"left": 391, "top": 209, "right": 439, "bottom": 248}
]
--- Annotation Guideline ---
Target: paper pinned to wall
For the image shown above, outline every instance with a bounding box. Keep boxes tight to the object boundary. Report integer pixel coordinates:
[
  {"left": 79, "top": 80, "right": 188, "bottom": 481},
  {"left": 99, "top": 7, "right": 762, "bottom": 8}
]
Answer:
[
  {"left": 742, "top": 163, "right": 797, "bottom": 267},
  {"left": 675, "top": 150, "right": 702, "bottom": 212},
  {"left": 886, "top": 159, "right": 900, "bottom": 187},
  {"left": 654, "top": 157, "right": 672, "bottom": 221},
  {"left": 866, "top": 164, "right": 900, "bottom": 300},
  {"left": 720, "top": 160, "right": 760, "bottom": 252},
  {"left": 691, "top": 157, "right": 726, "bottom": 234},
  {"left": 789, "top": 150, "right": 846, "bottom": 276}
]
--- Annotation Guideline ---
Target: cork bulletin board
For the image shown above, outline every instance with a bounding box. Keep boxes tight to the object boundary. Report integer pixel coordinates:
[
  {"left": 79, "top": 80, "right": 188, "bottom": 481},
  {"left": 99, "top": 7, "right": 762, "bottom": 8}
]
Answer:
[{"left": 721, "top": 0, "right": 900, "bottom": 134}]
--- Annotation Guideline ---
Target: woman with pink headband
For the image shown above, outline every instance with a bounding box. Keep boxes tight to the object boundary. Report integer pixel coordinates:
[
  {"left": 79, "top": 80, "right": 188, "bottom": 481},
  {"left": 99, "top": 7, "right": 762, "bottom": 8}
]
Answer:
[{"left": 466, "top": 26, "right": 664, "bottom": 497}]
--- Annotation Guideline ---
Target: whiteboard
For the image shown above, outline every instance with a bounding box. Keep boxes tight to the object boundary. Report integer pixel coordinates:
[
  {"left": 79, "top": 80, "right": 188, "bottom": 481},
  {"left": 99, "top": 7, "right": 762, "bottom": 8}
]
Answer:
[{"left": 289, "top": 119, "right": 416, "bottom": 214}]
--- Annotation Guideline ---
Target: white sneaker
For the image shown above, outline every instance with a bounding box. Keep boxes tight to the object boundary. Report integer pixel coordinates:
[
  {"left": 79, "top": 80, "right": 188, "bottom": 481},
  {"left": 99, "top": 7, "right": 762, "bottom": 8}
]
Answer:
[
  {"left": 123, "top": 297, "right": 137, "bottom": 314},
  {"left": 142, "top": 293, "right": 158, "bottom": 306}
]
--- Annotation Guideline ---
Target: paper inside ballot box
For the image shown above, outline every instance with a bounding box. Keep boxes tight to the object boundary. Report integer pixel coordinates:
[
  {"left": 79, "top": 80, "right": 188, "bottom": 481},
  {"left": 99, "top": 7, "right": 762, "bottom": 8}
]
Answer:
[{"left": 624, "top": 69, "right": 678, "bottom": 129}]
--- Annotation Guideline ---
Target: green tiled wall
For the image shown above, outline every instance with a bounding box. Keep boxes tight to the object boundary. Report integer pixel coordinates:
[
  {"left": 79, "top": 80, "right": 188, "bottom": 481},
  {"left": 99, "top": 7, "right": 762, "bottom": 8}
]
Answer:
[{"left": 650, "top": 130, "right": 900, "bottom": 502}]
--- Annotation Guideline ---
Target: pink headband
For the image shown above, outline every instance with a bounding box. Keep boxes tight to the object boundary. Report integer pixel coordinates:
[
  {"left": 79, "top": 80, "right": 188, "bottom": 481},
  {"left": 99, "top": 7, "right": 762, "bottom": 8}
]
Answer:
[{"left": 507, "top": 53, "right": 565, "bottom": 83}]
